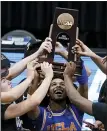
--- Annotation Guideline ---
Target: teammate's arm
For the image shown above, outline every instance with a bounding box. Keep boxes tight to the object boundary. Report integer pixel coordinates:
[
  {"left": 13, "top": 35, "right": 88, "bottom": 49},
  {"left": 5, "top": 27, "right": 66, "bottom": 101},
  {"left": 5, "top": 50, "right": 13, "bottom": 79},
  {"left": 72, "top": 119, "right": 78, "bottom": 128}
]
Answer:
[
  {"left": 27, "top": 63, "right": 40, "bottom": 96},
  {"left": 73, "top": 39, "right": 107, "bottom": 75},
  {"left": 64, "top": 62, "right": 92, "bottom": 114},
  {"left": 64, "top": 62, "right": 107, "bottom": 128},
  {"left": 1, "top": 78, "right": 33, "bottom": 103},
  {"left": 1, "top": 60, "right": 38, "bottom": 103},
  {"left": 6, "top": 38, "right": 52, "bottom": 80},
  {"left": 55, "top": 41, "right": 91, "bottom": 77},
  {"left": 77, "top": 84, "right": 88, "bottom": 99},
  {"left": 4, "top": 62, "right": 53, "bottom": 120}
]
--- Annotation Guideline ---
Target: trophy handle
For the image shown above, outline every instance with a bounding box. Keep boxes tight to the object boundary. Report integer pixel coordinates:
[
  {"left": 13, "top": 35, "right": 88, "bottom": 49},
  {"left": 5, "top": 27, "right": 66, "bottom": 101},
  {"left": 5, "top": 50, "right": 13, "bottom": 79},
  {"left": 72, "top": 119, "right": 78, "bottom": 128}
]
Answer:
[
  {"left": 52, "top": 62, "right": 65, "bottom": 73},
  {"left": 76, "top": 27, "right": 79, "bottom": 39},
  {"left": 49, "top": 24, "right": 53, "bottom": 38}
]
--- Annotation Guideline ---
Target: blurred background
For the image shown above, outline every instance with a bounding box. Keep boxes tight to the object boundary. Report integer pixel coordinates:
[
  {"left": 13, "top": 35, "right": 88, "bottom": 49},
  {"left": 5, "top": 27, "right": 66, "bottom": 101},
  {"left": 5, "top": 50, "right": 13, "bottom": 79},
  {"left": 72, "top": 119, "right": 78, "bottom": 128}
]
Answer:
[{"left": 1, "top": 1, "right": 107, "bottom": 48}]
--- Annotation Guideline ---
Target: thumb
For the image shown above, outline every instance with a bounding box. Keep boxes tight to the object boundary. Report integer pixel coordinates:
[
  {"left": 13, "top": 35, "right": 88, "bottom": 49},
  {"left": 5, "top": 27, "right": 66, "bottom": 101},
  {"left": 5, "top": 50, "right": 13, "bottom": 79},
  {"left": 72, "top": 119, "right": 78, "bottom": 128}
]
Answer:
[
  {"left": 76, "top": 39, "right": 86, "bottom": 49},
  {"left": 45, "top": 37, "right": 52, "bottom": 42}
]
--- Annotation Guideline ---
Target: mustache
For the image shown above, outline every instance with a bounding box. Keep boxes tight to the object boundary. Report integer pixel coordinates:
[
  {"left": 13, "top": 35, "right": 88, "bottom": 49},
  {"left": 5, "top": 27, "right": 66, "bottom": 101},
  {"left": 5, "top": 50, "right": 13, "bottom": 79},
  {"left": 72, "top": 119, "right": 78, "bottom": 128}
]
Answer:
[{"left": 53, "top": 86, "right": 64, "bottom": 94}]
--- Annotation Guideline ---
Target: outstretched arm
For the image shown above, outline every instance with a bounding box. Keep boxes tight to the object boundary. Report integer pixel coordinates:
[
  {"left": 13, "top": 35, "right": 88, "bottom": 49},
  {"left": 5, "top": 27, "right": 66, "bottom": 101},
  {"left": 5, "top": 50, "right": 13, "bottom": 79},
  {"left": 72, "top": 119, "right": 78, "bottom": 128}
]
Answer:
[
  {"left": 64, "top": 74, "right": 92, "bottom": 114},
  {"left": 6, "top": 38, "right": 52, "bottom": 80},
  {"left": 73, "top": 39, "right": 107, "bottom": 75},
  {"left": 64, "top": 62, "right": 107, "bottom": 127},
  {"left": 1, "top": 60, "right": 37, "bottom": 103},
  {"left": 4, "top": 62, "right": 53, "bottom": 120},
  {"left": 91, "top": 54, "right": 107, "bottom": 75},
  {"left": 1, "top": 78, "right": 32, "bottom": 103},
  {"left": 55, "top": 41, "right": 91, "bottom": 77},
  {"left": 77, "top": 84, "right": 88, "bottom": 99},
  {"left": 27, "top": 63, "right": 40, "bottom": 96},
  {"left": 64, "top": 62, "right": 92, "bottom": 115}
]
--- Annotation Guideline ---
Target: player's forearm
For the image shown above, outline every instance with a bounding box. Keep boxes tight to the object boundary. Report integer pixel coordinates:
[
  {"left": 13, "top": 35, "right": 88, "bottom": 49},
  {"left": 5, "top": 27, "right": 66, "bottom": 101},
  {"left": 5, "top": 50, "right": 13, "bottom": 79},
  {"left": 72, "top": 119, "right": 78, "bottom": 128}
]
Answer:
[
  {"left": 90, "top": 52, "right": 106, "bottom": 74},
  {"left": 64, "top": 74, "right": 92, "bottom": 115},
  {"left": 64, "top": 75, "right": 81, "bottom": 102},
  {"left": 77, "top": 84, "right": 88, "bottom": 99},
  {"left": 1, "top": 93, "right": 15, "bottom": 103},
  {"left": 29, "top": 76, "right": 53, "bottom": 106},
  {"left": 28, "top": 77, "right": 39, "bottom": 95},
  {"left": 1, "top": 78, "right": 32, "bottom": 103},
  {"left": 7, "top": 51, "right": 40, "bottom": 80},
  {"left": 17, "top": 75, "right": 53, "bottom": 118}
]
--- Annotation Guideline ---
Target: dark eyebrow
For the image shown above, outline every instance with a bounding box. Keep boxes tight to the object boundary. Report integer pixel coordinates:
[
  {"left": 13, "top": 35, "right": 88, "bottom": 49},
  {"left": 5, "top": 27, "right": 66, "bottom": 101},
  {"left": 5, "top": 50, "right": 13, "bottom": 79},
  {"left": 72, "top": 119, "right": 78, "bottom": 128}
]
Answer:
[
  {"left": 60, "top": 81, "right": 64, "bottom": 84},
  {"left": 51, "top": 82, "right": 56, "bottom": 85}
]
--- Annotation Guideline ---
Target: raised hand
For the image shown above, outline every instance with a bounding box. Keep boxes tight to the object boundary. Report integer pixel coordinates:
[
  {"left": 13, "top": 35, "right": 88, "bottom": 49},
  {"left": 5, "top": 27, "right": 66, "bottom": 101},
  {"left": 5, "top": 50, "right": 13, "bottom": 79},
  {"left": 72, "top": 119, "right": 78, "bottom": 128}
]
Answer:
[
  {"left": 37, "top": 37, "right": 52, "bottom": 56},
  {"left": 64, "top": 62, "right": 76, "bottom": 77},
  {"left": 41, "top": 62, "right": 53, "bottom": 78},
  {"left": 72, "top": 39, "right": 93, "bottom": 57},
  {"left": 27, "top": 59, "right": 38, "bottom": 80}
]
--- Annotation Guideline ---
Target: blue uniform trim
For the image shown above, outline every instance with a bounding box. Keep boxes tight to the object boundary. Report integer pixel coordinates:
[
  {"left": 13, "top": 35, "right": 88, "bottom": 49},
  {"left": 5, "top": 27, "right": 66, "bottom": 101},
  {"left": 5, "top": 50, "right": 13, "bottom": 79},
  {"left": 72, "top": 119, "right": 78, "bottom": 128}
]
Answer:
[{"left": 34, "top": 104, "right": 84, "bottom": 131}]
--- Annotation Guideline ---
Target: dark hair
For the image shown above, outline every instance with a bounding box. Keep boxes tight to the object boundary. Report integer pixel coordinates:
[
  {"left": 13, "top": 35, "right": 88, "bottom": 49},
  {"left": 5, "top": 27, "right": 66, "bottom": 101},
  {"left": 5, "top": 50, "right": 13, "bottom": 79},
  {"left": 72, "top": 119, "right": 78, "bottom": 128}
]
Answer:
[{"left": 52, "top": 73, "right": 64, "bottom": 80}]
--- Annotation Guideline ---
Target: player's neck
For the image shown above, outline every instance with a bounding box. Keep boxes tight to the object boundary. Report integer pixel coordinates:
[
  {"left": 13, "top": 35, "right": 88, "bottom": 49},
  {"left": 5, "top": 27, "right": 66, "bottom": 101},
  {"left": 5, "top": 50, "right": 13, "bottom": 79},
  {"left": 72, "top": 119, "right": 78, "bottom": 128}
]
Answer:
[{"left": 49, "top": 100, "right": 66, "bottom": 112}]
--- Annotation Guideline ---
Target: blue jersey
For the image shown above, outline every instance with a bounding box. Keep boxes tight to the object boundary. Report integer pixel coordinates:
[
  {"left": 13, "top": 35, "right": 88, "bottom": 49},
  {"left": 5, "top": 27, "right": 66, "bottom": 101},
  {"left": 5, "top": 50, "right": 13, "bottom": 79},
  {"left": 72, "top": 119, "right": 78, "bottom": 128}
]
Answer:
[{"left": 33, "top": 104, "right": 84, "bottom": 131}]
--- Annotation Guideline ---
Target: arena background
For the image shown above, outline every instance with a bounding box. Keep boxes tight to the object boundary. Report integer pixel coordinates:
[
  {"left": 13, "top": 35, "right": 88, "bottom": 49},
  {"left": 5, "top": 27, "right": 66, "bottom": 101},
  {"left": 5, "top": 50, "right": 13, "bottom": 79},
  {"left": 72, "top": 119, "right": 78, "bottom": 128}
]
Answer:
[
  {"left": 1, "top": 1, "right": 107, "bottom": 48},
  {"left": 1, "top": 1, "right": 107, "bottom": 130}
]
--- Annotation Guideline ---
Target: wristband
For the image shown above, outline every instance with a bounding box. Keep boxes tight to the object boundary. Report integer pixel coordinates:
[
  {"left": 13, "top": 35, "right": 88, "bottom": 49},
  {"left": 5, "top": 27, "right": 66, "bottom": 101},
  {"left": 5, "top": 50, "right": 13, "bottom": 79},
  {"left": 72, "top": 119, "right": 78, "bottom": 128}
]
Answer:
[{"left": 76, "top": 60, "right": 88, "bottom": 85}]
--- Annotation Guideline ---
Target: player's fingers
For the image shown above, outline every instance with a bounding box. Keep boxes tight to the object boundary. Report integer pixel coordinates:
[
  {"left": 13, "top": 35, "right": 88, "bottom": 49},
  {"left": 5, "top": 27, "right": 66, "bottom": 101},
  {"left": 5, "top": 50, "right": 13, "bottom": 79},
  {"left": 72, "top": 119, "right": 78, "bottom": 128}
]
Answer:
[
  {"left": 43, "top": 46, "right": 52, "bottom": 53},
  {"left": 45, "top": 37, "right": 52, "bottom": 42}
]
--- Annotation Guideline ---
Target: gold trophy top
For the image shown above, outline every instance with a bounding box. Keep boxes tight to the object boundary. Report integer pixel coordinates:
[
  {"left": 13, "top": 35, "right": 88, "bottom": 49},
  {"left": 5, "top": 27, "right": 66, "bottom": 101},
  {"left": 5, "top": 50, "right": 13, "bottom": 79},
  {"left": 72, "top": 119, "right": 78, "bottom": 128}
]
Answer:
[{"left": 57, "top": 13, "right": 74, "bottom": 30}]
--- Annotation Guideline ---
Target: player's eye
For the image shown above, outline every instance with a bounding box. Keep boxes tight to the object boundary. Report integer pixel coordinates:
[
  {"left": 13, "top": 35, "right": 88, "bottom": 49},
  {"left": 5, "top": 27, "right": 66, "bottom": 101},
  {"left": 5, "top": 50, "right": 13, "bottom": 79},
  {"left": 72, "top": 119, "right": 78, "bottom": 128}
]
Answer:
[
  {"left": 51, "top": 83, "right": 56, "bottom": 86},
  {"left": 60, "top": 82, "right": 64, "bottom": 86}
]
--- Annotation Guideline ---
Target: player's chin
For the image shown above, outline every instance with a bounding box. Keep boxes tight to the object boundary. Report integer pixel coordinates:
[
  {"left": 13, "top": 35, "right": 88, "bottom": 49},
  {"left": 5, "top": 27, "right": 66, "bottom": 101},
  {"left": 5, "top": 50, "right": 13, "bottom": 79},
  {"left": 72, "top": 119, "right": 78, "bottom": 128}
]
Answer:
[{"left": 54, "top": 94, "right": 66, "bottom": 100}]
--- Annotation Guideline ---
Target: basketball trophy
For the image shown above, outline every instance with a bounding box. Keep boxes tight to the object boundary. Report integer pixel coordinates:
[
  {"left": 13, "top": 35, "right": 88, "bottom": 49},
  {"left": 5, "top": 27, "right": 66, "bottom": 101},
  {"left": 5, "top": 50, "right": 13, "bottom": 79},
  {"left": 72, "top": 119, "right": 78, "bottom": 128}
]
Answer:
[{"left": 49, "top": 7, "right": 82, "bottom": 75}]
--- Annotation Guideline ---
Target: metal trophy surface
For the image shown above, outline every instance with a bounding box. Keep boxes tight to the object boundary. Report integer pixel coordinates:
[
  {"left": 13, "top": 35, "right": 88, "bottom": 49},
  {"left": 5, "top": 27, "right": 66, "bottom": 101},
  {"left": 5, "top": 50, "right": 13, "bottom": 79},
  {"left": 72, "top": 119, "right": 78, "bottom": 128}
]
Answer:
[{"left": 50, "top": 7, "right": 82, "bottom": 75}]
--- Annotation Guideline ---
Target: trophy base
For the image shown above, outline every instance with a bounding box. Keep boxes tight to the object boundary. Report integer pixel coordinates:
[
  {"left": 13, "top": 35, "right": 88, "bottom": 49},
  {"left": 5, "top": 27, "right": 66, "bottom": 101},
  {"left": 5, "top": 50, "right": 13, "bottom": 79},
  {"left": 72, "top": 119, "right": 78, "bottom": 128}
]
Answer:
[
  {"left": 52, "top": 62, "right": 65, "bottom": 73},
  {"left": 37, "top": 61, "right": 82, "bottom": 76}
]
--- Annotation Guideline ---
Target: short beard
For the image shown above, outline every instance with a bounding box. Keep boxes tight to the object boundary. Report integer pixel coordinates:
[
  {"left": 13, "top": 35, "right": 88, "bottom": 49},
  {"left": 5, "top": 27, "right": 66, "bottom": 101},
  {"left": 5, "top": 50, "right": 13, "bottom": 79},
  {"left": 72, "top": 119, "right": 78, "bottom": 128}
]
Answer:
[{"left": 50, "top": 97, "right": 66, "bottom": 103}]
